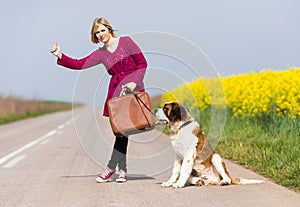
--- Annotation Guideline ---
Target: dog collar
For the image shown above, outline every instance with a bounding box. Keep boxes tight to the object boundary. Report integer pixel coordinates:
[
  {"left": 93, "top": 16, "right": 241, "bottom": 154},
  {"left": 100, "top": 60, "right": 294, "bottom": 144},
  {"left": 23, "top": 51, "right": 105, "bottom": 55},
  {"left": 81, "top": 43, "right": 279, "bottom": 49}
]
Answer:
[{"left": 179, "top": 120, "right": 194, "bottom": 130}]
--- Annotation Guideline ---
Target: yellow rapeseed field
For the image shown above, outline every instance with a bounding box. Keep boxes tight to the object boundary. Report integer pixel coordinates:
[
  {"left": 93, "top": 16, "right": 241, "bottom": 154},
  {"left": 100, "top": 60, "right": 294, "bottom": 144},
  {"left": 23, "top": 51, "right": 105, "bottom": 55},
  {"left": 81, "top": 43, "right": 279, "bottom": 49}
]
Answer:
[{"left": 161, "top": 67, "right": 300, "bottom": 118}]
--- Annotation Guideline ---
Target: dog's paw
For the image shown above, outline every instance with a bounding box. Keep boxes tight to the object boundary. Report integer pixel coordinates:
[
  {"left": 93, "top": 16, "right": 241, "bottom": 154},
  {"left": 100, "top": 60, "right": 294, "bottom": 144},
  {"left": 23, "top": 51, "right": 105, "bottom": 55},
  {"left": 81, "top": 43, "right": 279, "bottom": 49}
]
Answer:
[
  {"left": 172, "top": 182, "right": 185, "bottom": 189},
  {"left": 195, "top": 179, "right": 205, "bottom": 186},
  {"left": 161, "top": 181, "right": 174, "bottom": 188},
  {"left": 220, "top": 178, "right": 231, "bottom": 186}
]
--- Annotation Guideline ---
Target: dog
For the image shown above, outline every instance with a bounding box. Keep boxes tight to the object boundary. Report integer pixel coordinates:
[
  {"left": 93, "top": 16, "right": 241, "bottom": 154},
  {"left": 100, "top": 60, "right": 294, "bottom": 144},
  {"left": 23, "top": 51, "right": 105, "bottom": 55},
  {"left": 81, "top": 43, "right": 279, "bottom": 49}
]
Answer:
[{"left": 155, "top": 102, "right": 264, "bottom": 188}]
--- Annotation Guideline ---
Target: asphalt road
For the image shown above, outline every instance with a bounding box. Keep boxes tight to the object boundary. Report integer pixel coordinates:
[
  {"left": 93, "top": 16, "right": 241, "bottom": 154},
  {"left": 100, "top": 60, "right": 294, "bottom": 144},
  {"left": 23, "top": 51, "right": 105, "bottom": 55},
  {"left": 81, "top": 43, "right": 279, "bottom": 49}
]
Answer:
[{"left": 0, "top": 107, "right": 299, "bottom": 207}]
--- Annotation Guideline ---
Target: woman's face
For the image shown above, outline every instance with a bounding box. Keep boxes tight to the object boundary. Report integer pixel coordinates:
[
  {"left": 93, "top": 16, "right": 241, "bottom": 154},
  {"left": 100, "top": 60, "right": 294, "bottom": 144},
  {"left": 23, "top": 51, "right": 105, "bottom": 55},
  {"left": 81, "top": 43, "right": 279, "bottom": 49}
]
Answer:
[{"left": 94, "top": 24, "right": 111, "bottom": 43}]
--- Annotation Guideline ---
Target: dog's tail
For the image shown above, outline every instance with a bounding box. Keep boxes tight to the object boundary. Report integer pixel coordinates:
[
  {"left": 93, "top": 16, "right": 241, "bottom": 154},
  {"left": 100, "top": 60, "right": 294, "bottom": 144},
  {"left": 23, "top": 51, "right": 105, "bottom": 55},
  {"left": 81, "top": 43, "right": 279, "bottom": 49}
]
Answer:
[{"left": 231, "top": 177, "right": 265, "bottom": 185}]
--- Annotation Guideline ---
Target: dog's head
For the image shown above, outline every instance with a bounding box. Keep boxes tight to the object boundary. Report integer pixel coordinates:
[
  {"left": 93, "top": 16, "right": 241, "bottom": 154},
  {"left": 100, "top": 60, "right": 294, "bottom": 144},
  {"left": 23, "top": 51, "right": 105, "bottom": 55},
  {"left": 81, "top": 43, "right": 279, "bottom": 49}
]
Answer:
[{"left": 154, "top": 102, "right": 193, "bottom": 132}]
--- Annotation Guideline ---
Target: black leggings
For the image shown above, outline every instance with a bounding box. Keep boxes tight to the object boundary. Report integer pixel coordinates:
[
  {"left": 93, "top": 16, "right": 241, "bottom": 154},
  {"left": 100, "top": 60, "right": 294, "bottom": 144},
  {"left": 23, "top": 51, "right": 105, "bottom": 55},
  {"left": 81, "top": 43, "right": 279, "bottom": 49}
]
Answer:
[{"left": 107, "top": 136, "right": 128, "bottom": 171}]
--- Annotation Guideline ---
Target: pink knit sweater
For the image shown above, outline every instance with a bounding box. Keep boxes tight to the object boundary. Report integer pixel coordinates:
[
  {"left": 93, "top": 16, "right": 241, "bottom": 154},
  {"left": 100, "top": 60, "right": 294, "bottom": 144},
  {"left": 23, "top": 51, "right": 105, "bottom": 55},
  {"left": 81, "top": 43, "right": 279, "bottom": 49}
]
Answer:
[{"left": 57, "top": 36, "right": 147, "bottom": 116}]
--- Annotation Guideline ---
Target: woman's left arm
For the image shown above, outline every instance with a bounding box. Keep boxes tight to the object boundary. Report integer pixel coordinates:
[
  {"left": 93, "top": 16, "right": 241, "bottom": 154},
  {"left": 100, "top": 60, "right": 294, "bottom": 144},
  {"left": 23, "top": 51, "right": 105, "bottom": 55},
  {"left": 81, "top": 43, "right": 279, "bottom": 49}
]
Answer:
[{"left": 126, "top": 37, "right": 148, "bottom": 89}]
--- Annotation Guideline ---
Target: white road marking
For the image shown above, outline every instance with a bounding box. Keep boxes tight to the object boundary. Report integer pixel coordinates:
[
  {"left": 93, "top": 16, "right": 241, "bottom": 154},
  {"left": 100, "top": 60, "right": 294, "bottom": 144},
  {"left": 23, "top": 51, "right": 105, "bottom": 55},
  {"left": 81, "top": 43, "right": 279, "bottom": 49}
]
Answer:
[
  {"left": 40, "top": 139, "right": 50, "bottom": 145},
  {"left": 56, "top": 130, "right": 63, "bottom": 135},
  {"left": 65, "top": 119, "right": 73, "bottom": 125},
  {"left": 0, "top": 129, "right": 57, "bottom": 165},
  {"left": 0, "top": 119, "right": 72, "bottom": 167},
  {"left": 2, "top": 155, "right": 26, "bottom": 168}
]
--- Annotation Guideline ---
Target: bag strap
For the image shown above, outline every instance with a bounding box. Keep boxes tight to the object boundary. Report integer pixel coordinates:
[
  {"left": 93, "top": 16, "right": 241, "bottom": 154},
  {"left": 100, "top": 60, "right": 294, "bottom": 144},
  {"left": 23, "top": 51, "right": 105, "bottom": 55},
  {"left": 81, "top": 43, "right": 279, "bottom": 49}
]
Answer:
[
  {"left": 123, "top": 88, "right": 154, "bottom": 127},
  {"left": 124, "top": 87, "right": 156, "bottom": 117},
  {"left": 134, "top": 93, "right": 156, "bottom": 116},
  {"left": 134, "top": 94, "right": 153, "bottom": 127},
  {"left": 124, "top": 87, "right": 167, "bottom": 127}
]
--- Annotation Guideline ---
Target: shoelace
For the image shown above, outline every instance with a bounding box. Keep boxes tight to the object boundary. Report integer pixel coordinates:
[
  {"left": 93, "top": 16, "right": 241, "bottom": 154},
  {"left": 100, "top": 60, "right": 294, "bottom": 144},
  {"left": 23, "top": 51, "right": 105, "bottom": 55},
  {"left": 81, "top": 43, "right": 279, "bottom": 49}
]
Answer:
[{"left": 101, "top": 168, "right": 113, "bottom": 177}]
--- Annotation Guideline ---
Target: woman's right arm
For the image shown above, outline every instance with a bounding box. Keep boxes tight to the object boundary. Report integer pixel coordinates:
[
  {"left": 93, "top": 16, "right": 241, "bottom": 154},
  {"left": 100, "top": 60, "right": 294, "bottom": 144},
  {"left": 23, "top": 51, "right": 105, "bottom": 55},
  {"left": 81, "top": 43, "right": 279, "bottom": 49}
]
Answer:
[{"left": 50, "top": 42, "right": 103, "bottom": 70}]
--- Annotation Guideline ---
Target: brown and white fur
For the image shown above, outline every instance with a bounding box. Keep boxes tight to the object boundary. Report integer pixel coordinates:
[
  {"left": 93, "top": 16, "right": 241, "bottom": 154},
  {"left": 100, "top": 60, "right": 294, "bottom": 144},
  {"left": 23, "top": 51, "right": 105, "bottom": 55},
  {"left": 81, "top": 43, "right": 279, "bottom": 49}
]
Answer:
[{"left": 155, "top": 102, "right": 264, "bottom": 188}]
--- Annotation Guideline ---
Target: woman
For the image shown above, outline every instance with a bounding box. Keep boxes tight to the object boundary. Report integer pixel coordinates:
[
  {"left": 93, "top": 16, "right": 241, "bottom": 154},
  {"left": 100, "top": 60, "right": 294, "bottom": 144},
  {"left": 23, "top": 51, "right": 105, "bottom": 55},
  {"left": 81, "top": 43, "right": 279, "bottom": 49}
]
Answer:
[{"left": 51, "top": 17, "right": 148, "bottom": 183}]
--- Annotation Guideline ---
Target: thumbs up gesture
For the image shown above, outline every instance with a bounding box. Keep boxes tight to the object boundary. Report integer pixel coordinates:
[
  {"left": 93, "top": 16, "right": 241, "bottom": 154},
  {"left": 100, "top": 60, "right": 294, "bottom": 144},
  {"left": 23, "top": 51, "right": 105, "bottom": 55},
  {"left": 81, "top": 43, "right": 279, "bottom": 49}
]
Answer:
[{"left": 50, "top": 42, "right": 62, "bottom": 59}]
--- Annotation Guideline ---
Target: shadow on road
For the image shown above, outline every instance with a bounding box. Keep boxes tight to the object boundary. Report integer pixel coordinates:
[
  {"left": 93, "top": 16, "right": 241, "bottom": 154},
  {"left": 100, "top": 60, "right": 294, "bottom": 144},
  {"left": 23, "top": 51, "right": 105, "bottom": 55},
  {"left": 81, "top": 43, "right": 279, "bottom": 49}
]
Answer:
[{"left": 61, "top": 174, "right": 155, "bottom": 181}]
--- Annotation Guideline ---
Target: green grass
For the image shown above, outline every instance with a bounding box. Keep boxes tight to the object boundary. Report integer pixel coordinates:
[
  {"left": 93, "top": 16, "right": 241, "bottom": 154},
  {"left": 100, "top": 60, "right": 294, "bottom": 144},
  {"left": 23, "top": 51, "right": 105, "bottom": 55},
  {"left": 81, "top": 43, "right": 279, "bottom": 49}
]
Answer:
[
  {"left": 0, "top": 101, "right": 73, "bottom": 125},
  {"left": 196, "top": 108, "right": 300, "bottom": 192},
  {"left": 0, "top": 109, "right": 67, "bottom": 125}
]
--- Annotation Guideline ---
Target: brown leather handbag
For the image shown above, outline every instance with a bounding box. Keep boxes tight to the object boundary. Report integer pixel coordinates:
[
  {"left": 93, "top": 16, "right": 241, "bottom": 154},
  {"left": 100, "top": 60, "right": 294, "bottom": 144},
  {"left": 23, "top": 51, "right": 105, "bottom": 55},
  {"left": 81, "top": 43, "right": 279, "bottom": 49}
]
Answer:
[{"left": 107, "top": 90, "right": 155, "bottom": 137}]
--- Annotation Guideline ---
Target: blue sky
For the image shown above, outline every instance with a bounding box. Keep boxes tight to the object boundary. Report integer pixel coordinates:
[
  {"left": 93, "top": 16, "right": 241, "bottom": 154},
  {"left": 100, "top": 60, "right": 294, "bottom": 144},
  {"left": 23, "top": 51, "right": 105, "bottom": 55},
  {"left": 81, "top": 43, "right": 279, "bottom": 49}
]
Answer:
[{"left": 0, "top": 0, "right": 299, "bottom": 103}]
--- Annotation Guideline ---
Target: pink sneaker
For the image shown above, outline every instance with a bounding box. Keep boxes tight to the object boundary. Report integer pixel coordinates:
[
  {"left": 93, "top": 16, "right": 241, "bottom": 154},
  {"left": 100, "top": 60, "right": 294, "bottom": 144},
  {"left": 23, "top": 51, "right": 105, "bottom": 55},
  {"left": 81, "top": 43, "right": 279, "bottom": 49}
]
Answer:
[
  {"left": 116, "top": 170, "right": 127, "bottom": 183},
  {"left": 96, "top": 167, "right": 114, "bottom": 183}
]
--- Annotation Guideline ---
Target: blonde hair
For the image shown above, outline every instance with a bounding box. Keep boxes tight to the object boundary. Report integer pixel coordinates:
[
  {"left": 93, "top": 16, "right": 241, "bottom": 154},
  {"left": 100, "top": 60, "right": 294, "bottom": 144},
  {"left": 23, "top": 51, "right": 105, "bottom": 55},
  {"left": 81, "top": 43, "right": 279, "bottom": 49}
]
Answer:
[{"left": 90, "top": 17, "right": 117, "bottom": 44}]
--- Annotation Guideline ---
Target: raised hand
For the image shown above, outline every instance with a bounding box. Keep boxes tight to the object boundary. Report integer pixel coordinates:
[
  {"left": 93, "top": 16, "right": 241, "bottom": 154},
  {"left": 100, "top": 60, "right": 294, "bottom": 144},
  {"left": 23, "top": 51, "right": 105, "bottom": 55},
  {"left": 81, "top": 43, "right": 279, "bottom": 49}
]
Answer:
[{"left": 50, "top": 42, "right": 62, "bottom": 59}]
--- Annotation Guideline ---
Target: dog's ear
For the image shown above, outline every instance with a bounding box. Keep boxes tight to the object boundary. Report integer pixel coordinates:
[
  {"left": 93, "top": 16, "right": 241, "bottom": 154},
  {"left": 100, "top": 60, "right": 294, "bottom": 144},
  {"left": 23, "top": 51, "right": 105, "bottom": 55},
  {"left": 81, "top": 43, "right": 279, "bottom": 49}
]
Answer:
[
  {"left": 179, "top": 105, "right": 188, "bottom": 121},
  {"left": 185, "top": 106, "right": 191, "bottom": 113},
  {"left": 169, "top": 103, "right": 188, "bottom": 122}
]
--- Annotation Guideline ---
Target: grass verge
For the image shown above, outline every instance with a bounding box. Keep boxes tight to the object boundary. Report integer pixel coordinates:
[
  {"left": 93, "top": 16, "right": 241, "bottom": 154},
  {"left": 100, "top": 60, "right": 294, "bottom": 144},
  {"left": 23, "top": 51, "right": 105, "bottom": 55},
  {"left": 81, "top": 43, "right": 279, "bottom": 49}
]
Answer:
[
  {"left": 0, "top": 98, "right": 74, "bottom": 125},
  {"left": 200, "top": 109, "right": 300, "bottom": 192}
]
